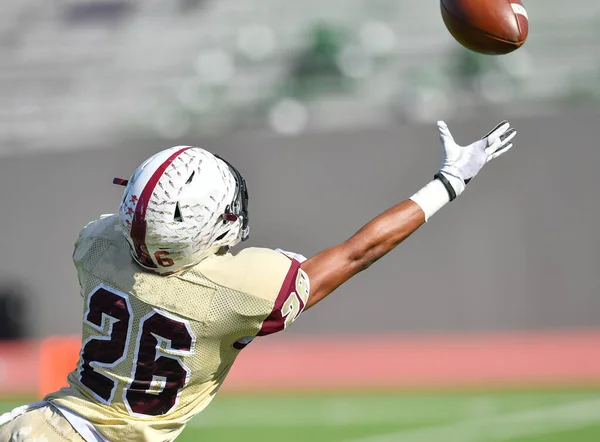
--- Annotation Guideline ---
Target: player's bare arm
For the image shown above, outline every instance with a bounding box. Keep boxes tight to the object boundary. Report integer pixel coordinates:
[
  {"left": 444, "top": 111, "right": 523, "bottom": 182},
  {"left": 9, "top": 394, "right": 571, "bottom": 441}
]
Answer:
[
  {"left": 302, "top": 120, "right": 516, "bottom": 310},
  {"left": 301, "top": 200, "right": 424, "bottom": 309}
]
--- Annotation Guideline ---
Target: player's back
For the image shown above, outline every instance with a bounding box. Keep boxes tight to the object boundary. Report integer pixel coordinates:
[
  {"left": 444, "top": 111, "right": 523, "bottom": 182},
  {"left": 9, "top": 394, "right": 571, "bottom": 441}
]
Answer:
[{"left": 46, "top": 215, "right": 309, "bottom": 442}]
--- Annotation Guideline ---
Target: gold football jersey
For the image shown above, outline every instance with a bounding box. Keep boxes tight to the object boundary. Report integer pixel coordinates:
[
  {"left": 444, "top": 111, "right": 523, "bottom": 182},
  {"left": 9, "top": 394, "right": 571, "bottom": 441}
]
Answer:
[{"left": 45, "top": 215, "right": 309, "bottom": 442}]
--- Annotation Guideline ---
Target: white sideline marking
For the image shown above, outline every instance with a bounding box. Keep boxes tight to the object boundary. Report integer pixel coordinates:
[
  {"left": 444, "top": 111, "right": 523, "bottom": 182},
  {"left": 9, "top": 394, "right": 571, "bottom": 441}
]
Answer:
[
  {"left": 189, "top": 400, "right": 451, "bottom": 427},
  {"left": 188, "top": 394, "right": 595, "bottom": 429},
  {"left": 188, "top": 396, "right": 497, "bottom": 428},
  {"left": 345, "top": 398, "right": 600, "bottom": 442}
]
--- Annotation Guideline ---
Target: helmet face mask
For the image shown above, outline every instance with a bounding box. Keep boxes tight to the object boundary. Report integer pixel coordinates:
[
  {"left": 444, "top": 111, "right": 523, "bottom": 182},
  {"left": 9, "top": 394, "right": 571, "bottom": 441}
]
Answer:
[
  {"left": 215, "top": 154, "right": 249, "bottom": 243},
  {"left": 115, "top": 147, "right": 250, "bottom": 274}
]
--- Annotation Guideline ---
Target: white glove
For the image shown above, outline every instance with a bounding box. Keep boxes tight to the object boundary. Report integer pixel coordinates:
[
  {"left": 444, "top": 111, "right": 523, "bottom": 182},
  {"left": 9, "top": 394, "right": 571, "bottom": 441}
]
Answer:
[
  {"left": 435, "top": 120, "right": 516, "bottom": 200},
  {"left": 410, "top": 120, "right": 516, "bottom": 221}
]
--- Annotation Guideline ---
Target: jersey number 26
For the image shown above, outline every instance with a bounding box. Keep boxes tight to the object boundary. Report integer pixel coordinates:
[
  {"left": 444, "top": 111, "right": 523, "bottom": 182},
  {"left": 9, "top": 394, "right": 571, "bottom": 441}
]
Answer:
[{"left": 78, "top": 284, "right": 195, "bottom": 417}]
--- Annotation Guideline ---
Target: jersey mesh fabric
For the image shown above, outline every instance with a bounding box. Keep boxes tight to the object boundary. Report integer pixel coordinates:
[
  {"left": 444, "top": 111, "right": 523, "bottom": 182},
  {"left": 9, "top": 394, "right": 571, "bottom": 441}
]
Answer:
[{"left": 45, "top": 215, "right": 300, "bottom": 442}]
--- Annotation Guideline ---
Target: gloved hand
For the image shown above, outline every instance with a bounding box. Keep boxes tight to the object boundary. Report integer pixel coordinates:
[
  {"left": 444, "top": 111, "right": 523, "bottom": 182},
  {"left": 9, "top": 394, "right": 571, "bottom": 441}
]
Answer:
[{"left": 435, "top": 120, "right": 516, "bottom": 200}]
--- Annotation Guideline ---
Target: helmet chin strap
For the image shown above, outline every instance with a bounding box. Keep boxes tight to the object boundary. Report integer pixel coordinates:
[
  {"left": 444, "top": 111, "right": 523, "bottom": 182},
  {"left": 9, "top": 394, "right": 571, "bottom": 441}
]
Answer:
[{"left": 240, "top": 225, "right": 250, "bottom": 241}]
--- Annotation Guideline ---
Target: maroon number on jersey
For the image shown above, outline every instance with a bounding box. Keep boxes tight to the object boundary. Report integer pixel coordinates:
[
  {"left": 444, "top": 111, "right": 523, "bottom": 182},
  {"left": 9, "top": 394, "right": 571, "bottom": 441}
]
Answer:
[
  {"left": 80, "top": 287, "right": 131, "bottom": 403},
  {"left": 257, "top": 261, "right": 308, "bottom": 336},
  {"left": 125, "top": 312, "right": 194, "bottom": 416},
  {"left": 78, "top": 285, "right": 195, "bottom": 416}
]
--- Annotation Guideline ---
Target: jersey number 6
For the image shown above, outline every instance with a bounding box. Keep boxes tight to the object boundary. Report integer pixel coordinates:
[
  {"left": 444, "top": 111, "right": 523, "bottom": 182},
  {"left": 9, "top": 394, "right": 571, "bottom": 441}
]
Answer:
[{"left": 79, "top": 285, "right": 195, "bottom": 417}]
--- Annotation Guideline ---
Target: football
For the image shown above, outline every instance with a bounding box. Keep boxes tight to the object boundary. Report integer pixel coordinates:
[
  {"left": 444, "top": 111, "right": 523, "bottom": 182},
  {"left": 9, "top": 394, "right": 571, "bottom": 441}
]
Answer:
[{"left": 440, "top": 0, "right": 529, "bottom": 55}]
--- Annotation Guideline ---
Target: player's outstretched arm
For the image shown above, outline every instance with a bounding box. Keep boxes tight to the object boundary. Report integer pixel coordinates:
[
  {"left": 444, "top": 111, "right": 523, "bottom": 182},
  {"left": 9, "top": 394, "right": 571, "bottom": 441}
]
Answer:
[{"left": 301, "top": 120, "right": 516, "bottom": 310}]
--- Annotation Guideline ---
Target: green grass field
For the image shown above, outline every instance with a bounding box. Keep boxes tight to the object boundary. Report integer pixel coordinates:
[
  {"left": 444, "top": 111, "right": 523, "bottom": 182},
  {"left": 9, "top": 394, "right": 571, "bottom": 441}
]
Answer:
[{"left": 3, "top": 389, "right": 600, "bottom": 441}]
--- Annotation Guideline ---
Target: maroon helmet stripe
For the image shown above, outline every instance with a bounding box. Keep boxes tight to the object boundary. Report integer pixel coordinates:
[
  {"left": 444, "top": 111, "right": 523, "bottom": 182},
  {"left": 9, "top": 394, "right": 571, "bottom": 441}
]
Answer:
[{"left": 130, "top": 147, "right": 192, "bottom": 268}]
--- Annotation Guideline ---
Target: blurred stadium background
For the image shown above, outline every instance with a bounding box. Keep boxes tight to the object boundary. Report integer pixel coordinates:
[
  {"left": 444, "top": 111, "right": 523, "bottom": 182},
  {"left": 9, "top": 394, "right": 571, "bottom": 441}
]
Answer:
[{"left": 1, "top": 0, "right": 600, "bottom": 440}]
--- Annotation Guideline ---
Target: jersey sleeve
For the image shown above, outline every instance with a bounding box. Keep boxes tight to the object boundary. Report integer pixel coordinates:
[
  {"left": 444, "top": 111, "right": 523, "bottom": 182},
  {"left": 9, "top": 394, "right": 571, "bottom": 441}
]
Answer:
[
  {"left": 73, "top": 214, "right": 121, "bottom": 295},
  {"left": 274, "top": 248, "right": 308, "bottom": 264},
  {"left": 256, "top": 255, "right": 310, "bottom": 336},
  {"left": 74, "top": 215, "right": 118, "bottom": 252},
  {"left": 195, "top": 247, "right": 311, "bottom": 338}
]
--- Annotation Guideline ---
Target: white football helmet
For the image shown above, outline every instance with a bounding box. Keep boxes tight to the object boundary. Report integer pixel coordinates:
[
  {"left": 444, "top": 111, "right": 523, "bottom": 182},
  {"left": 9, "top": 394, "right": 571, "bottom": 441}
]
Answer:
[{"left": 114, "top": 146, "right": 249, "bottom": 274}]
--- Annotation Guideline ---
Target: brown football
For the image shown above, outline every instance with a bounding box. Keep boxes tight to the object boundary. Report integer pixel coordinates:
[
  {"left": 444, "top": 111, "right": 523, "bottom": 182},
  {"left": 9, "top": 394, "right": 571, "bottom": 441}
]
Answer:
[{"left": 441, "top": 0, "right": 529, "bottom": 55}]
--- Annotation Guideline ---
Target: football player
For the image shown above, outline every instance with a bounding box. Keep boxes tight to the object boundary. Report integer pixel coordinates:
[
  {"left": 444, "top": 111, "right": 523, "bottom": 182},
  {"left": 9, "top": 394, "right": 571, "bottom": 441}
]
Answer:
[{"left": 0, "top": 120, "right": 515, "bottom": 441}]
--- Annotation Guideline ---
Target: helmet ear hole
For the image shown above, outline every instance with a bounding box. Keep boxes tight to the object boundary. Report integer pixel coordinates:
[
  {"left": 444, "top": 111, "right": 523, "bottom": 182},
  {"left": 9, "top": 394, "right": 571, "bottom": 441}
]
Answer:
[
  {"left": 186, "top": 171, "right": 195, "bottom": 184},
  {"left": 174, "top": 203, "right": 183, "bottom": 222},
  {"left": 215, "top": 230, "right": 229, "bottom": 241}
]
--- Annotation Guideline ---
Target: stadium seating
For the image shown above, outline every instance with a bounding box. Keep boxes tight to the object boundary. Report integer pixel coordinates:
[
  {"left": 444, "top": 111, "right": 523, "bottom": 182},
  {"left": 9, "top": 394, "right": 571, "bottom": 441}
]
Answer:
[{"left": 1, "top": 0, "right": 599, "bottom": 148}]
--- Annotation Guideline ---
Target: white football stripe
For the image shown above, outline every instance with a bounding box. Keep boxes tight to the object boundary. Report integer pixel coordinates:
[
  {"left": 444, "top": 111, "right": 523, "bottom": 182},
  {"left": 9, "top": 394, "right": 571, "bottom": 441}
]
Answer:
[{"left": 511, "top": 3, "right": 529, "bottom": 20}]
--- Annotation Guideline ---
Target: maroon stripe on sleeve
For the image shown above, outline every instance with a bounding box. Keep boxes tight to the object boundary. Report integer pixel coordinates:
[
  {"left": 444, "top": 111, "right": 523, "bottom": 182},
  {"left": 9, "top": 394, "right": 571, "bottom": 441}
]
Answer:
[
  {"left": 130, "top": 147, "right": 192, "bottom": 268},
  {"left": 257, "top": 259, "right": 303, "bottom": 336}
]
